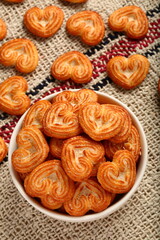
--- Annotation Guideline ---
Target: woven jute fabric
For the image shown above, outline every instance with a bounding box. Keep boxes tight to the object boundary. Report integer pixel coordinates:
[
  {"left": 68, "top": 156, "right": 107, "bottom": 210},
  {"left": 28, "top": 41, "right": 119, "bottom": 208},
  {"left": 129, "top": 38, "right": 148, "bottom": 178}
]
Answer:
[{"left": 0, "top": 0, "right": 159, "bottom": 239}]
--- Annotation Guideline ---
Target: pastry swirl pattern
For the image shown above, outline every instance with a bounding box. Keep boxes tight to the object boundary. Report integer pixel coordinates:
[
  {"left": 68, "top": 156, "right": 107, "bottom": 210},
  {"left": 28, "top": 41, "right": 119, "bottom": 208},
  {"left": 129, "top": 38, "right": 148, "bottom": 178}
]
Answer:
[
  {"left": 97, "top": 150, "right": 136, "bottom": 193},
  {"left": 0, "top": 38, "right": 38, "bottom": 73},
  {"left": 64, "top": 179, "right": 112, "bottom": 216},
  {"left": 51, "top": 51, "right": 93, "bottom": 84},
  {"left": 52, "top": 89, "right": 98, "bottom": 113},
  {"left": 24, "top": 160, "right": 75, "bottom": 209},
  {"left": 61, "top": 135, "right": 105, "bottom": 182},
  {"left": 66, "top": 11, "right": 105, "bottom": 46},
  {"left": 0, "top": 76, "right": 31, "bottom": 115},
  {"left": 0, "top": 19, "right": 7, "bottom": 40},
  {"left": 24, "top": 6, "right": 64, "bottom": 38},
  {"left": 107, "top": 54, "right": 150, "bottom": 89},
  {"left": 104, "top": 125, "right": 141, "bottom": 162},
  {"left": 42, "top": 101, "right": 82, "bottom": 138},
  {"left": 0, "top": 137, "right": 8, "bottom": 163},
  {"left": 12, "top": 126, "right": 49, "bottom": 173},
  {"left": 108, "top": 6, "right": 148, "bottom": 39},
  {"left": 22, "top": 100, "right": 51, "bottom": 129},
  {"left": 78, "top": 102, "right": 124, "bottom": 141}
]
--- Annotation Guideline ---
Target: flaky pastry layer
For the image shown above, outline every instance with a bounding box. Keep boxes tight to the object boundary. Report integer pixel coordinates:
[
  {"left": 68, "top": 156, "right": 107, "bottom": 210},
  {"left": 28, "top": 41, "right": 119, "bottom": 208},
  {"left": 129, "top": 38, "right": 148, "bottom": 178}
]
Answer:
[
  {"left": 0, "top": 38, "right": 38, "bottom": 73},
  {"left": 0, "top": 76, "right": 31, "bottom": 115},
  {"left": 108, "top": 5, "right": 148, "bottom": 39},
  {"left": 24, "top": 6, "right": 64, "bottom": 38},
  {"left": 66, "top": 10, "right": 105, "bottom": 46},
  {"left": 107, "top": 54, "right": 150, "bottom": 89},
  {"left": 51, "top": 51, "right": 93, "bottom": 83}
]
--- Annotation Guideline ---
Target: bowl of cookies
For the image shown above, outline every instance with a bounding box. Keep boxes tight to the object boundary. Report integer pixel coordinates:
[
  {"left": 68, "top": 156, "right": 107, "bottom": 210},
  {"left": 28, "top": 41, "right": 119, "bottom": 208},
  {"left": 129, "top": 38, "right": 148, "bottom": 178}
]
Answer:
[{"left": 8, "top": 89, "right": 147, "bottom": 222}]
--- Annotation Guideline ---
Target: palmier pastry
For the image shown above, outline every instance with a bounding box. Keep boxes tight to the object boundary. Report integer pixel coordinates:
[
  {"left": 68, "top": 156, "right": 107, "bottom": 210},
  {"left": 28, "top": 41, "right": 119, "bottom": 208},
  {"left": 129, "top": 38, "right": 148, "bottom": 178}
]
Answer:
[
  {"left": 0, "top": 38, "right": 38, "bottom": 73},
  {"left": 51, "top": 51, "right": 93, "bottom": 84},
  {"left": 52, "top": 89, "right": 98, "bottom": 113},
  {"left": 78, "top": 102, "right": 124, "bottom": 141},
  {"left": 66, "top": 11, "right": 105, "bottom": 46},
  {"left": 64, "top": 0, "right": 88, "bottom": 3},
  {"left": 104, "top": 125, "right": 141, "bottom": 162},
  {"left": 24, "top": 6, "right": 64, "bottom": 38},
  {"left": 107, "top": 54, "right": 150, "bottom": 89},
  {"left": 12, "top": 126, "right": 49, "bottom": 173},
  {"left": 22, "top": 100, "right": 51, "bottom": 129},
  {"left": 97, "top": 150, "right": 136, "bottom": 194},
  {"left": 108, "top": 6, "right": 148, "bottom": 39},
  {"left": 64, "top": 179, "right": 112, "bottom": 216},
  {"left": 108, "top": 105, "right": 132, "bottom": 143},
  {"left": 0, "top": 19, "right": 7, "bottom": 40},
  {"left": 0, "top": 137, "right": 8, "bottom": 163},
  {"left": 24, "top": 160, "right": 75, "bottom": 210},
  {"left": 0, "top": 76, "right": 31, "bottom": 115},
  {"left": 49, "top": 138, "right": 64, "bottom": 159},
  {"left": 43, "top": 101, "right": 82, "bottom": 138},
  {"left": 61, "top": 135, "right": 105, "bottom": 182}
]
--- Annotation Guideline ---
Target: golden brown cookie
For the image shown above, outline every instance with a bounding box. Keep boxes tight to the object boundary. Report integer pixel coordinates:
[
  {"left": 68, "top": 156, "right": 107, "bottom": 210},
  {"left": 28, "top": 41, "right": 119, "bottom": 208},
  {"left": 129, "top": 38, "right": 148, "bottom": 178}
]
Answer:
[
  {"left": 0, "top": 38, "right": 38, "bottom": 73},
  {"left": 42, "top": 101, "right": 82, "bottom": 138},
  {"left": 97, "top": 150, "right": 136, "bottom": 193},
  {"left": 108, "top": 6, "right": 148, "bottom": 39},
  {"left": 51, "top": 51, "right": 93, "bottom": 84},
  {"left": 12, "top": 126, "right": 49, "bottom": 173},
  {"left": 0, "top": 76, "right": 31, "bottom": 115},
  {"left": 24, "top": 6, "right": 64, "bottom": 38},
  {"left": 64, "top": 179, "right": 112, "bottom": 216},
  {"left": 104, "top": 125, "right": 141, "bottom": 162},
  {"left": 0, "top": 137, "right": 8, "bottom": 163},
  {"left": 78, "top": 102, "right": 124, "bottom": 141},
  {"left": 107, "top": 54, "right": 150, "bottom": 89},
  {"left": 49, "top": 138, "right": 64, "bottom": 159},
  {"left": 66, "top": 11, "right": 105, "bottom": 46},
  {"left": 90, "top": 157, "right": 106, "bottom": 177},
  {"left": 61, "top": 135, "right": 105, "bottom": 181},
  {"left": 22, "top": 100, "right": 51, "bottom": 130},
  {"left": 24, "top": 160, "right": 75, "bottom": 210},
  {"left": 0, "top": 19, "right": 7, "bottom": 40},
  {"left": 52, "top": 89, "right": 98, "bottom": 113}
]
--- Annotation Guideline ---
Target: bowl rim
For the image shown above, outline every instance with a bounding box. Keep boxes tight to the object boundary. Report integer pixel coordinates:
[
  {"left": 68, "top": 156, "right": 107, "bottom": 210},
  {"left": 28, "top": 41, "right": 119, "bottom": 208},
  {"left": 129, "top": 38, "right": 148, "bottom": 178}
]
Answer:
[{"left": 8, "top": 89, "right": 148, "bottom": 222}]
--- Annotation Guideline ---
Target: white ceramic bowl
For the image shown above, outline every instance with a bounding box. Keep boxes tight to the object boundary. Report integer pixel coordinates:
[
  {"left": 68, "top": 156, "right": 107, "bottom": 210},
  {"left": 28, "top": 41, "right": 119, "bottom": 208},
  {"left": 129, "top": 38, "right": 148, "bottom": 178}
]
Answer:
[{"left": 8, "top": 90, "right": 148, "bottom": 222}]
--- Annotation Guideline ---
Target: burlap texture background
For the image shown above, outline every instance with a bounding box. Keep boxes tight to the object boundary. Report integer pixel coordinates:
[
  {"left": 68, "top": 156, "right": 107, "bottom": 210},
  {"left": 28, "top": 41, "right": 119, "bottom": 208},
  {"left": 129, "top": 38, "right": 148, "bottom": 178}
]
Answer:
[{"left": 0, "top": 0, "right": 159, "bottom": 239}]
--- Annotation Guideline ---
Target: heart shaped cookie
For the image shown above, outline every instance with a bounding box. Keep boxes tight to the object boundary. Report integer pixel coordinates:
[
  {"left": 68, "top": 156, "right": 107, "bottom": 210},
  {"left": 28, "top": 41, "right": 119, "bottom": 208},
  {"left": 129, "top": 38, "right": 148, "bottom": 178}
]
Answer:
[
  {"left": 66, "top": 10, "right": 105, "bottom": 46},
  {"left": 61, "top": 135, "right": 105, "bottom": 181},
  {"left": 0, "top": 18, "right": 7, "bottom": 40},
  {"left": 0, "top": 76, "right": 31, "bottom": 115},
  {"left": 52, "top": 89, "right": 98, "bottom": 113},
  {"left": 24, "top": 6, "right": 64, "bottom": 38},
  {"left": 64, "top": 179, "right": 112, "bottom": 216},
  {"left": 51, "top": 51, "right": 93, "bottom": 84},
  {"left": 107, "top": 54, "right": 150, "bottom": 89},
  {"left": 12, "top": 126, "right": 49, "bottom": 173},
  {"left": 108, "top": 6, "right": 148, "bottom": 39},
  {"left": 0, "top": 38, "right": 38, "bottom": 73},
  {"left": 22, "top": 100, "right": 51, "bottom": 129},
  {"left": 49, "top": 138, "right": 64, "bottom": 159},
  {"left": 42, "top": 101, "right": 82, "bottom": 138},
  {"left": 0, "top": 137, "right": 8, "bottom": 163},
  {"left": 104, "top": 125, "right": 141, "bottom": 162},
  {"left": 24, "top": 160, "right": 75, "bottom": 210},
  {"left": 79, "top": 102, "right": 124, "bottom": 141},
  {"left": 97, "top": 150, "right": 136, "bottom": 193}
]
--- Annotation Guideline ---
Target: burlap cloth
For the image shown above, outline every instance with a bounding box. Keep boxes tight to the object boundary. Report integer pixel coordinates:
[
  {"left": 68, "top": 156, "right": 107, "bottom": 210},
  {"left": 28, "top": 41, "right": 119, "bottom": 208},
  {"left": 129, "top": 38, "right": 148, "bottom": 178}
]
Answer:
[{"left": 0, "top": 0, "right": 159, "bottom": 239}]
